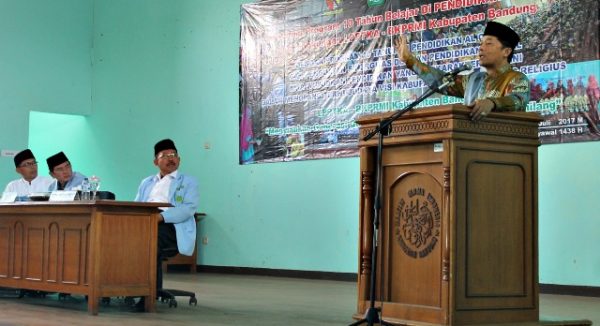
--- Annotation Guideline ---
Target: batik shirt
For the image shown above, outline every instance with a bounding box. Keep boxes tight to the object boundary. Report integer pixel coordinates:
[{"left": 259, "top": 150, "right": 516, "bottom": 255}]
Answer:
[{"left": 406, "top": 56, "right": 530, "bottom": 112}]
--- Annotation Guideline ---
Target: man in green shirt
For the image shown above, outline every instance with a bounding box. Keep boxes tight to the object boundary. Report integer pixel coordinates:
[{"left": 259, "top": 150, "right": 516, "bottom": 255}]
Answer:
[{"left": 395, "top": 21, "right": 530, "bottom": 121}]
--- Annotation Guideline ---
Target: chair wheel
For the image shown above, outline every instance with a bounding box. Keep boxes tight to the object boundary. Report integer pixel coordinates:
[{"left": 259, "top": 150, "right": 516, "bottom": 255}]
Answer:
[
  {"left": 168, "top": 298, "right": 177, "bottom": 308},
  {"left": 189, "top": 297, "right": 197, "bottom": 306}
]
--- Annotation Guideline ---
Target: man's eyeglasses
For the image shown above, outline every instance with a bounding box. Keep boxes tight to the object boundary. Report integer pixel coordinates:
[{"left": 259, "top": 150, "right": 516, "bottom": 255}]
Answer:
[
  {"left": 19, "top": 161, "right": 38, "bottom": 168},
  {"left": 157, "top": 153, "right": 179, "bottom": 159},
  {"left": 53, "top": 162, "right": 72, "bottom": 173}
]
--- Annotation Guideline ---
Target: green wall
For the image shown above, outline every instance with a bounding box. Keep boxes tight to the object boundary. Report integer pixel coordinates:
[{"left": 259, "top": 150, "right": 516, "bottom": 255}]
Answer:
[
  {"left": 70, "top": 0, "right": 359, "bottom": 273},
  {"left": 538, "top": 142, "right": 600, "bottom": 286},
  {"left": 28, "top": 112, "right": 92, "bottom": 178},
  {"left": 0, "top": 0, "right": 92, "bottom": 188},
  {"left": 3, "top": 0, "right": 599, "bottom": 284}
]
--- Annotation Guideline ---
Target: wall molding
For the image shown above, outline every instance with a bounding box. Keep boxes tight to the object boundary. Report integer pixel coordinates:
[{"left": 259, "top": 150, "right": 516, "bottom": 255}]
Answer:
[
  {"left": 191, "top": 266, "right": 600, "bottom": 297},
  {"left": 539, "top": 284, "right": 600, "bottom": 298},
  {"left": 195, "top": 265, "right": 356, "bottom": 282}
]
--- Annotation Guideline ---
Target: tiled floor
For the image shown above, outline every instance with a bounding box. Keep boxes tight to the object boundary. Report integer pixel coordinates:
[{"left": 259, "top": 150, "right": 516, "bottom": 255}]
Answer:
[{"left": 0, "top": 273, "right": 597, "bottom": 326}]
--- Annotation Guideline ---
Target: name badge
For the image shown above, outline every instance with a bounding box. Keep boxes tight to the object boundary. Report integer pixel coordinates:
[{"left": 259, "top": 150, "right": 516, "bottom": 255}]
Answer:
[
  {"left": 49, "top": 191, "right": 78, "bottom": 202},
  {"left": 0, "top": 192, "right": 17, "bottom": 203}
]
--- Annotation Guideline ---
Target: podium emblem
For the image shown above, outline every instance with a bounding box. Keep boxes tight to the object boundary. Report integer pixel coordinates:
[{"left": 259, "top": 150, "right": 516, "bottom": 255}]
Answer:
[{"left": 394, "top": 187, "right": 441, "bottom": 259}]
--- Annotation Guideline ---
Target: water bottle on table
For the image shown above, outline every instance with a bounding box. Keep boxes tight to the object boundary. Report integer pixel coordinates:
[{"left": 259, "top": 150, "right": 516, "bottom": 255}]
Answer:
[
  {"left": 80, "top": 178, "right": 90, "bottom": 200},
  {"left": 89, "top": 175, "right": 101, "bottom": 200}
]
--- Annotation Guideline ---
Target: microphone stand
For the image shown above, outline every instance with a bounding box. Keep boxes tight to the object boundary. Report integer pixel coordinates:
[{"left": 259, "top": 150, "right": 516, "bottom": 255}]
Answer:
[{"left": 350, "top": 75, "right": 455, "bottom": 326}]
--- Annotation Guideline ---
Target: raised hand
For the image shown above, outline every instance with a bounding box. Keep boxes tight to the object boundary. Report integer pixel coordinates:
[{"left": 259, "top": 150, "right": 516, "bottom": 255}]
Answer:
[{"left": 393, "top": 35, "right": 412, "bottom": 63}]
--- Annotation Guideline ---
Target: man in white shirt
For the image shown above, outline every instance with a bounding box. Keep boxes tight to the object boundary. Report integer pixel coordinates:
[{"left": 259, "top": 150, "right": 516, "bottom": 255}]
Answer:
[
  {"left": 4, "top": 149, "right": 54, "bottom": 201},
  {"left": 134, "top": 138, "right": 199, "bottom": 310}
]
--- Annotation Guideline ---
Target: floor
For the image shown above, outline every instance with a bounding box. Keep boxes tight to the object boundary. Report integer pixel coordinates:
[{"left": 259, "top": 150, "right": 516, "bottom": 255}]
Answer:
[{"left": 0, "top": 273, "right": 597, "bottom": 326}]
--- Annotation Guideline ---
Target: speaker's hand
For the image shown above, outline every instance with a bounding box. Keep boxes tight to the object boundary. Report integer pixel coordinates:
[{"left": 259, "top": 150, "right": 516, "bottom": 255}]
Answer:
[
  {"left": 393, "top": 35, "right": 412, "bottom": 64},
  {"left": 469, "top": 99, "right": 494, "bottom": 121}
]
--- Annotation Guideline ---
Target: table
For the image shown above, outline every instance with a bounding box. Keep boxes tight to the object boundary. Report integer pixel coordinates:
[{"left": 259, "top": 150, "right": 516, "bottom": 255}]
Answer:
[{"left": 0, "top": 200, "right": 162, "bottom": 315}]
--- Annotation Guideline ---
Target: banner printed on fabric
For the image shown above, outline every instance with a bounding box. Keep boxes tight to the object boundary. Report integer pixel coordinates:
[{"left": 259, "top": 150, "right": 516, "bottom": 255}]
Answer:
[{"left": 239, "top": 0, "right": 600, "bottom": 164}]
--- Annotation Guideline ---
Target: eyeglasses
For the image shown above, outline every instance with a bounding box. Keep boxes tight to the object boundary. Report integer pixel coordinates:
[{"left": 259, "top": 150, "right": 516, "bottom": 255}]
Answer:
[
  {"left": 53, "top": 162, "right": 72, "bottom": 173},
  {"left": 157, "top": 152, "right": 179, "bottom": 159},
  {"left": 19, "top": 161, "right": 38, "bottom": 168}
]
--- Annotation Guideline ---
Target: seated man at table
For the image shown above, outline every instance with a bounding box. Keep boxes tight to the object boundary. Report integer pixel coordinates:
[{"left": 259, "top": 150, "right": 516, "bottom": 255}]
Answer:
[
  {"left": 3, "top": 149, "right": 54, "bottom": 201},
  {"left": 46, "top": 151, "right": 87, "bottom": 191},
  {"left": 134, "top": 139, "right": 199, "bottom": 308}
]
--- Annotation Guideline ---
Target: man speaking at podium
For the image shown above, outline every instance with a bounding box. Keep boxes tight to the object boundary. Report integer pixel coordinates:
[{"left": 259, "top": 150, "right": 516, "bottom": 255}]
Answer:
[{"left": 394, "top": 21, "right": 530, "bottom": 121}]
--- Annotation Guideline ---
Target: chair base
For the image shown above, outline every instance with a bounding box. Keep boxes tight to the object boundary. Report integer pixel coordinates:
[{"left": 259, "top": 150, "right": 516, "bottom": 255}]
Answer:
[{"left": 157, "top": 288, "right": 197, "bottom": 308}]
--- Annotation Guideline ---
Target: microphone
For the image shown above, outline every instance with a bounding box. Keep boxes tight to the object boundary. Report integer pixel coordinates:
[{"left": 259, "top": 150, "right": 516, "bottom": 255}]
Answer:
[
  {"left": 435, "top": 64, "right": 473, "bottom": 90},
  {"left": 445, "top": 64, "right": 472, "bottom": 76}
]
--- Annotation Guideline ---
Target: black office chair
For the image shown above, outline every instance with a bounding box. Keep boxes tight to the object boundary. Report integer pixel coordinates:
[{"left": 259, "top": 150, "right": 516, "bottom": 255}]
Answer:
[{"left": 157, "top": 247, "right": 198, "bottom": 308}]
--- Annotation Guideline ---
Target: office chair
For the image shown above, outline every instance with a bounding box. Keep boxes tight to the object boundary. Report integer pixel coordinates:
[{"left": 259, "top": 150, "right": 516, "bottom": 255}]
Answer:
[{"left": 157, "top": 246, "right": 198, "bottom": 307}]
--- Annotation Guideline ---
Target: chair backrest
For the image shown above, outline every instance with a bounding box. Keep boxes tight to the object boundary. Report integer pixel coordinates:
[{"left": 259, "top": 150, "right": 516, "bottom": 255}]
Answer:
[{"left": 97, "top": 191, "right": 116, "bottom": 200}]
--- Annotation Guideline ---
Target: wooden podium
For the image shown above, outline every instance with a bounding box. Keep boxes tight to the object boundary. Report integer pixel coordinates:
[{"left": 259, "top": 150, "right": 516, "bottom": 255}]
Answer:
[{"left": 354, "top": 105, "right": 543, "bottom": 325}]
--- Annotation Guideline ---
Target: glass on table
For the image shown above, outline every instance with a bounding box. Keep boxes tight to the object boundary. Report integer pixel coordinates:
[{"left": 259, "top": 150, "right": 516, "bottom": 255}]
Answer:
[{"left": 89, "top": 175, "right": 101, "bottom": 200}]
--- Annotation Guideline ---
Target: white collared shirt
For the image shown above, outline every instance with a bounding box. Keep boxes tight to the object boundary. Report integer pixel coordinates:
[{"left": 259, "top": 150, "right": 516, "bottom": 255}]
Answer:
[
  {"left": 4, "top": 176, "right": 55, "bottom": 196},
  {"left": 148, "top": 170, "right": 178, "bottom": 210}
]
